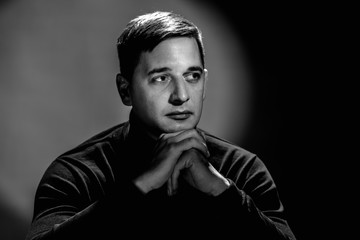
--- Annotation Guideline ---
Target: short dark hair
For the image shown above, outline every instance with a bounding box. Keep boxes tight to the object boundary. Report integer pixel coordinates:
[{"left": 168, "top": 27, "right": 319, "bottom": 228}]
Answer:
[{"left": 117, "top": 11, "right": 205, "bottom": 80}]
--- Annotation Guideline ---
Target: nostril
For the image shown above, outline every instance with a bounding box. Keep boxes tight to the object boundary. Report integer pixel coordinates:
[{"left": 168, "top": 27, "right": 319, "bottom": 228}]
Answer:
[
  {"left": 169, "top": 80, "right": 190, "bottom": 105},
  {"left": 169, "top": 91, "right": 189, "bottom": 105},
  {"left": 169, "top": 96, "right": 188, "bottom": 106}
]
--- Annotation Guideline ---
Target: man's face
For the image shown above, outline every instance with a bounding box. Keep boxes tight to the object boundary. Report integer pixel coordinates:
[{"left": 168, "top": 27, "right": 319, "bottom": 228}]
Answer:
[{"left": 129, "top": 37, "right": 207, "bottom": 136}]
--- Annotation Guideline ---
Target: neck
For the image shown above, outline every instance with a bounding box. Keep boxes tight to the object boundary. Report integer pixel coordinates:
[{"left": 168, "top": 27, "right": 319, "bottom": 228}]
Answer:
[{"left": 129, "top": 111, "right": 159, "bottom": 141}]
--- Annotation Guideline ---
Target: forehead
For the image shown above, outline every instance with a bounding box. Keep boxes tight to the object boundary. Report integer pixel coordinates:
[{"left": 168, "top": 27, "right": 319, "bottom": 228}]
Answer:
[{"left": 136, "top": 37, "right": 202, "bottom": 73}]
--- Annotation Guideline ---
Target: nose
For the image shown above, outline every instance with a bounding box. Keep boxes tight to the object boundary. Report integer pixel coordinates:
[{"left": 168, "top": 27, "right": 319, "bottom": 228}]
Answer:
[{"left": 169, "top": 78, "right": 189, "bottom": 105}]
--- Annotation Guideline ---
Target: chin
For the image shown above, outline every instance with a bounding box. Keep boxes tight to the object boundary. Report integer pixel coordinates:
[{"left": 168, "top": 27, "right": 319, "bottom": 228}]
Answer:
[{"left": 163, "top": 122, "right": 197, "bottom": 133}]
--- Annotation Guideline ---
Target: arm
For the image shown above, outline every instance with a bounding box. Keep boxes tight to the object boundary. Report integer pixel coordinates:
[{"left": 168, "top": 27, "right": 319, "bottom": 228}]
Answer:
[
  {"left": 25, "top": 158, "right": 145, "bottom": 240},
  {"left": 26, "top": 129, "right": 210, "bottom": 240},
  {"left": 169, "top": 147, "right": 296, "bottom": 239},
  {"left": 215, "top": 156, "right": 296, "bottom": 239}
]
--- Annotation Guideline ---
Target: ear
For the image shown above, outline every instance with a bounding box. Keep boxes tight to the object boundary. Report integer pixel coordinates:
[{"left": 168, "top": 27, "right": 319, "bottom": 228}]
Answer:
[
  {"left": 116, "top": 73, "right": 132, "bottom": 106},
  {"left": 202, "top": 69, "right": 208, "bottom": 100}
]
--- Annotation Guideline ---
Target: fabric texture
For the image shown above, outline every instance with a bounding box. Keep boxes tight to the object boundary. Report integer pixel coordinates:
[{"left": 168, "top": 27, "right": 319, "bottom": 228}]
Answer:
[{"left": 26, "top": 115, "right": 296, "bottom": 240}]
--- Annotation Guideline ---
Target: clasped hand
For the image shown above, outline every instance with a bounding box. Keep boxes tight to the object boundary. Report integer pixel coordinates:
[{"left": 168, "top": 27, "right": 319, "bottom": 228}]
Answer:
[{"left": 133, "top": 129, "right": 230, "bottom": 196}]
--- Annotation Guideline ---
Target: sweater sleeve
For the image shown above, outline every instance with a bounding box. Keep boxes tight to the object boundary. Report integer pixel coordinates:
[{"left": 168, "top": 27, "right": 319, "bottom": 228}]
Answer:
[
  {"left": 215, "top": 154, "right": 296, "bottom": 239},
  {"left": 25, "top": 156, "right": 146, "bottom": 240}
]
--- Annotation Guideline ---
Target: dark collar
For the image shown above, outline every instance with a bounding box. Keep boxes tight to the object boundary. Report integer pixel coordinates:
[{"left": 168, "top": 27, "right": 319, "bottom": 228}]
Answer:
[
  {"left": 126, "top": 111, "right": 158, "bottom": 153},
  {"left": 116, "top": 111, "right": 158, "bottom": 178}
]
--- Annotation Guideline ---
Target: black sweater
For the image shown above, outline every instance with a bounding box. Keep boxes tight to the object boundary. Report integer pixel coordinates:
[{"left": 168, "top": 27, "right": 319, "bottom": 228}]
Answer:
[{"left": 26, "top": 118, "right": 296, "bottom": 240}]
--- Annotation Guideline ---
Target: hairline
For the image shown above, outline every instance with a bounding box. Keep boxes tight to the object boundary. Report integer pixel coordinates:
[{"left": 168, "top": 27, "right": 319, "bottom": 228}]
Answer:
[{"left": 117, "top": 11, "right": 205, "bottom": 81}]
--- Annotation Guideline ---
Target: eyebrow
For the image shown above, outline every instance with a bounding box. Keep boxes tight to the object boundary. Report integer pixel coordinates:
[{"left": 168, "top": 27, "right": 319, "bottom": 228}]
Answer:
[
  {"left": 187, "top": 66, "right": 204, "bottom": 73},
  {"left": 147, "top": 66, "right": 203, "bottom": 76},
  {"left": 147, "top": 67, "right": 171, "bottom": 76}
]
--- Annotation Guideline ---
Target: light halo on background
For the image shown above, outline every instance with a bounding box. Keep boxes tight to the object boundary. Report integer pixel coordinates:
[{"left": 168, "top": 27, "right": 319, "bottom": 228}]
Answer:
[{"left": 0, "top": 0, "right": 252, "bottom": 232}]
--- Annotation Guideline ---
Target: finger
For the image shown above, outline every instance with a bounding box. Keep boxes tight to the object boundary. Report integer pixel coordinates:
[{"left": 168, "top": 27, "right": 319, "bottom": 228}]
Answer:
[
  {"left": 197, "top": 130, "right": 210, "bottom": 156},
  {"left": 173, "top": 137, "right": 210, "bottom": 158},
  {"left": 171, "top": 157, "right": 191, "bottom": 193},
  {"left": 159, "top": 130, "right": 186, "bottom": 140},
  {"left": 173, "top": 129, "right": 205, "bottom": 145},
  {"left": 167, "top": 130, "right": 209, "bottom": 157},
  {"left": 197, "top": 129, "right": 207, "bottom": 142},
  {"left": 167, "top": 178, "right": 172, "bottom": 196},
  {"left": 162, "top": 129, "right": 205, "bottom": 145},
  {"left": 154, "top": 131, "right": 186, "bottom": 154},
  {"left": 154, "top": 129, "right": 208, "bottom": 157}
]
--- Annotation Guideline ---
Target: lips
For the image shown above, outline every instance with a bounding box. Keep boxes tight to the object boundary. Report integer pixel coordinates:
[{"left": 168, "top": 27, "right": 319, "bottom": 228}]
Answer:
[{"left": 166, "top": 110, "right": 192, "bottom": 120}]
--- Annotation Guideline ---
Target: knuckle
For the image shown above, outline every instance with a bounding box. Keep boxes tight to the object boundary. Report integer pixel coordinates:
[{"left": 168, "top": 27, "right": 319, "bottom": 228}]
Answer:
[
  {"left": 186, "top": 137, "right": 198, "bottom": 146},
  {"left": 190, "top": 128, "right": 199, "bottom": 136},
  {"left": 166, "top": 141, "right": 177, "bottom": 151},
  {"left": 159, "top": 133, "right": 167, "bottom": 141},
  {"left": 161, "top": 137, "right": 174, "bottom": 148},
  {"left": 187, "top": 148, "right": 198, "bottom": 155},
  {"left": 163, "top": 137, "right": 170, "bottom": 145}
]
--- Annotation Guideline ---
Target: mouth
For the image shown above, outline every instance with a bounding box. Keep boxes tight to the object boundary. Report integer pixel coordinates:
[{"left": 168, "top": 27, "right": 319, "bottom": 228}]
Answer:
[{"left": 165, "top": 110, "right": 193, "bottom": 120}]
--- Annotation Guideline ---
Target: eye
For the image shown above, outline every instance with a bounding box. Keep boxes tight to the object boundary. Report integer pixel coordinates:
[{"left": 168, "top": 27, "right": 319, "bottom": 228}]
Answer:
[
  {"left": 152, "top": 75, "right": 171, "bottom": 83},
  {"left": 184, "top": 72, "right": 202, "bottom": 83}
]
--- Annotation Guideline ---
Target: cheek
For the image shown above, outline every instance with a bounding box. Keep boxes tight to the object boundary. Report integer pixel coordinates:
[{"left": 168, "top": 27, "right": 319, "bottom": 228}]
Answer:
[
  {"left": 133, "top": 90, "right": 166, "bottom": 113},
  {"left": 191, "top": 88, "right": 205, "bottom": 104}
]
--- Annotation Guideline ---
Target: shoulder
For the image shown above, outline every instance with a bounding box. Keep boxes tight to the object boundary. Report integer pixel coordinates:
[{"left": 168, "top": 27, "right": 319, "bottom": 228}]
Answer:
[
  {"left": 199, "top": 128, "right": 269, "bottom": 177},
  {"left": 59, "top": 121, "right": 129, "bottom": 158},
  {"left": 42, "top": 122, "right": 129, "bottom": 181},
  {"left": 199, "top": 129, "right": 277, "bottom": 192},
  {"left": 200, "top": 128, "right": 256, "bottom": 161}
]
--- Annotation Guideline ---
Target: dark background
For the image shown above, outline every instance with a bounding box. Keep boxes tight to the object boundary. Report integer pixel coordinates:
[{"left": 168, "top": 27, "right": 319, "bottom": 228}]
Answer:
[
  {"left": 200, "top": 1, "right": 351, "bottom": 239},
  {"left": 0, "top": 1, "right": 352, "bottom": 239}
]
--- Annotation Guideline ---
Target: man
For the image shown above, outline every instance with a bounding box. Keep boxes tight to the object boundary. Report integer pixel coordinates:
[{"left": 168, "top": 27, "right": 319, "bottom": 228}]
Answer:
[{"left": 26, "top": 11, "right": 296, "bottom": 239}]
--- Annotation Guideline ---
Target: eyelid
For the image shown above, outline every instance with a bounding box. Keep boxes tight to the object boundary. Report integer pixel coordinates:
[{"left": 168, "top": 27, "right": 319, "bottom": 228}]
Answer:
[
  {"left": 184, "top": 72, "right": 202, "bottom": 83},
  {"left": 150, "top": 70, "right": 202, "bottom": 83},
  {"left": 184, "top": 71, "right": 202, "bottom": 78},
  {"left": 151, "top": 74, "right": 171, "bottom": 82}
]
